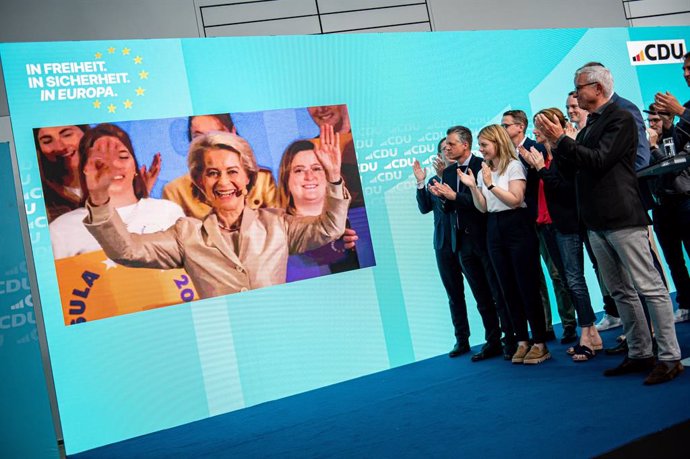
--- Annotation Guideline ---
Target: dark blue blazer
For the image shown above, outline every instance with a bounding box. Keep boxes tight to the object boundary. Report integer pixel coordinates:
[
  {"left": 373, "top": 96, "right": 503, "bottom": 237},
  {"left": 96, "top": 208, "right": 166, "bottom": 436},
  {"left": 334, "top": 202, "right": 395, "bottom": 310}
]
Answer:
[
  {"left": 555, "top": 100, "right": 650, "bottom": 230},
  {"left": 611, "top": 92, "right": 650, "bottom": 170},
  {"left": 417, "top": 175, "right": 452, "bottom": 251},
  {"left": 441, "top": 155, "right": 488, "bottom": 252},
  {"left": 518, "top": 137, "right": 547, "bottom": 222}
]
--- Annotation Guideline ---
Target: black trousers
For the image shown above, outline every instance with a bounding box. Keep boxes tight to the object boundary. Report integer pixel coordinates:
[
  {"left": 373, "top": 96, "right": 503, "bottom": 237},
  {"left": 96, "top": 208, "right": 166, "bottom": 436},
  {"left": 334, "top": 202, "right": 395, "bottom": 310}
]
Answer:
[
  {"left": 457, "top": 231, "right": 515, "bottom": 346},
  {"left": 434, "top": 247, "right": 470, "bottom": 341},
  {"left": 486, "top": 208, "right": 546, "bottom": 343},
  {"left": 653, "top": 196, "right": 690, "bottom": 310}
]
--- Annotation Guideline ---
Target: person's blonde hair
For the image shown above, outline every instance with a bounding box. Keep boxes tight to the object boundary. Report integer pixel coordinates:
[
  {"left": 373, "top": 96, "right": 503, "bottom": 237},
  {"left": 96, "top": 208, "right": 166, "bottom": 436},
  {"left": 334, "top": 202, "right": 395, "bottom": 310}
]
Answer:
[
  {"left": 188, "top": 131, "right": 258, "bottom": 202},
  {"left": 478, "top": 124, "right": 516, "bottom": 175}
]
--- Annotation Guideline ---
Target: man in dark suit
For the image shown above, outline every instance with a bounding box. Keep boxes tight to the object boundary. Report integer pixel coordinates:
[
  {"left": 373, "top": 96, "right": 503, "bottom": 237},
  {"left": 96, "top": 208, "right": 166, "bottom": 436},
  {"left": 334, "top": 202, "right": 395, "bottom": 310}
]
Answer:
[
  {"left": 428, "top": 126, "right": 515, "bottom": 361},
  {"left": 653, "top": 51, "right": 690, "bottom": 324},
  {"left": 414, "top": 139, "right": 470, "bottom": 358},
  {"left": 502, "top": 110, "right": 577, "bottom": 343},
  {"left": 537, "top": 64, "right": 682, "bottom": 385}
]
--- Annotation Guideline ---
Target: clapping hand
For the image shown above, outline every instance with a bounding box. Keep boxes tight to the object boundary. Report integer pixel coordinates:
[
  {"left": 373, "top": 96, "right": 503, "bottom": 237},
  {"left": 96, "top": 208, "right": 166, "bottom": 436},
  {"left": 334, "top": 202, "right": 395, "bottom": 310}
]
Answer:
[
  {"left": 457, "top": 166, "right": 476, "bottom": 188},
  {"left": 519, "top": 145, "right": 545, "bottom": 170},
  {"left": 535, "top": 113, "right": 564, "bottom": 144},
  {"left": 413, "top": 159, "right": 427, "bottom": 183},
  {"left": 432, "top": 155, "right": 446, "bottom": 177},
  {"left": 428, "top": 179, "right": 457, "bottom": 200},
  {"left": 654, "top": 91, "right": 684, "bottom": 117},
  {"left": 480, "top": 162, "right": 493, "bottom": 187},
  {"left": 314, "top": 123, "right": 342, "bottom": 183},
  {"left": 564, "top": 122, "right": 578, "bottom": 140}
]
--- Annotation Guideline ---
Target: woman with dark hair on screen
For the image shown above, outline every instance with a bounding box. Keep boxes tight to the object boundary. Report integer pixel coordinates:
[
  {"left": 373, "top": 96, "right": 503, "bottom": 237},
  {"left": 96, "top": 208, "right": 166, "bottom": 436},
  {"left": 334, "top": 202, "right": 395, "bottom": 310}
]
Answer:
[
  {"left": 49, "top": 123, "right": 184, "bottom": 259},
  {"left": 34, "top": 125, "right": 89, "bottom": 222},
  {"left": 36, "top": 124, "right": 162, "bottom": 223},
  {"left": 458, "top": 124, "right": 550, "bottom": 365},
  {"left": 82, "top": 125, "right": 349, "bottom": 299},
  {"left": 277, "top": 139, "right": 359, "bottom": 281},
  {"left": 520, "top": 107, "right": 603, "bottom": 362}
]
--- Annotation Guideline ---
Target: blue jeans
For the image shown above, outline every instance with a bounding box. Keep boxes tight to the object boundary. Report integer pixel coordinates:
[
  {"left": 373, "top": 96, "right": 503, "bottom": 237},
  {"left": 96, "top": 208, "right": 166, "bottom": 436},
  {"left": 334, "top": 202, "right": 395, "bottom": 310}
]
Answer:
[{"left": 554, "top": 230, "right": 597, "bottom": 327}]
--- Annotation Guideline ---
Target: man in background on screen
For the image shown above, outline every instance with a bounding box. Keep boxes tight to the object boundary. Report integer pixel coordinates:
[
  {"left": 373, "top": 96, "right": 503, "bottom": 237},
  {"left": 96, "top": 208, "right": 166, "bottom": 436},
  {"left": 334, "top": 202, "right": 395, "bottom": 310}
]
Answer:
[
  {"left": 413, "top": 138, "right": 471, "bottom": 358},
  {"left": 308, "top": 105, "right": 364, "bottom": 207}
]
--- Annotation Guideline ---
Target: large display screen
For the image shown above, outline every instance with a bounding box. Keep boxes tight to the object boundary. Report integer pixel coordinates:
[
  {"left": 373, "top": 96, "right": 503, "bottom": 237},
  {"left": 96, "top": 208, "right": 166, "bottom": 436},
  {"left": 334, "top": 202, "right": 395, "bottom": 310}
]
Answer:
[{"left": 1, "top": 26, "right": 688, "bottom": 454}]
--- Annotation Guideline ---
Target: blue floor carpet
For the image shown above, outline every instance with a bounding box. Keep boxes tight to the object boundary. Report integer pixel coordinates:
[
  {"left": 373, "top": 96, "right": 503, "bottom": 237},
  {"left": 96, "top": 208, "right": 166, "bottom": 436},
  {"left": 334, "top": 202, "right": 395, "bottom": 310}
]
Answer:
[{"left": 72, "top": 321, "right": 690, "bottom": 458}]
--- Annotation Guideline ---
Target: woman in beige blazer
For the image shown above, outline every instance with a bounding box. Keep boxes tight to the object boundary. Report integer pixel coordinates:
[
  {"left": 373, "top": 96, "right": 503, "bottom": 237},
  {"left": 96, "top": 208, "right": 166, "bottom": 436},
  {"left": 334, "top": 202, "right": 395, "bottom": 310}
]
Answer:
[{"left": 82, "top": 126, "right": 350, "bottom": 299}]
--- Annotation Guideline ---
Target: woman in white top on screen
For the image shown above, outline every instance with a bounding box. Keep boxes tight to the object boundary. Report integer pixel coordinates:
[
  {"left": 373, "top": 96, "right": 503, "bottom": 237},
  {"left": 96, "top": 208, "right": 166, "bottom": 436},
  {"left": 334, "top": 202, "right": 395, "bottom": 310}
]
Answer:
[
  {"left": 458, "top": 124, "right": 550, "bottom": 365},
  {"left": 50, "top": 123, "right": 184, "bottom": 259}
]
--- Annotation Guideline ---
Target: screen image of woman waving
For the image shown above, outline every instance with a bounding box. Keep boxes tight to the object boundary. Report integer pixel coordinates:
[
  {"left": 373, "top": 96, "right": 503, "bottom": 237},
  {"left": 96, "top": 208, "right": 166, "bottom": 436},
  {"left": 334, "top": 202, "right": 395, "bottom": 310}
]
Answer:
[
  {"left": 82, "top": 125, "right": 350, "bottom": 299},
  {"left": 277, "top": 139, "right": 360, "bottom": 282}
]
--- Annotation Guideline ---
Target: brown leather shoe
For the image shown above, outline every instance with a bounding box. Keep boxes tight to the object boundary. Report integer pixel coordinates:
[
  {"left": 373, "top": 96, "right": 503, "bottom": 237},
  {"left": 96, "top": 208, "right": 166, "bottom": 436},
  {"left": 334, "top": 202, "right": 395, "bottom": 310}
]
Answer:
[
  {"left": 511, "top": 344, "right": 530, "bottom": 364},
  {"left": 603, "top": 356, "right": 656, "bottom": 377},
  {"left": 644, "top": 361, "right": 684, "bottom": 385}
]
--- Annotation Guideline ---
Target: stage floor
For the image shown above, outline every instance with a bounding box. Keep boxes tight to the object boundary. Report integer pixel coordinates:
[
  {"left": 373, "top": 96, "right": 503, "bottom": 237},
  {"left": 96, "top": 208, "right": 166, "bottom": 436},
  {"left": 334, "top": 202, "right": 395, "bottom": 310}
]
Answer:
[{"left": 72, "top": 321, "right": 690, "bottom": 458}]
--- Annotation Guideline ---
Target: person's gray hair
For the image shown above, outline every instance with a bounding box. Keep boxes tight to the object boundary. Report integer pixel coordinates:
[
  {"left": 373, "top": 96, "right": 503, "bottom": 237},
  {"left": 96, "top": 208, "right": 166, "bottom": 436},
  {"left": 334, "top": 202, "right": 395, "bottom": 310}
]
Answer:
[
  {"left": 576, "top": 64, "right": 614, "bottom": 98},
  {"left": 446, "top": 125, "right": 473, "bottom": 148},
  {"left": 188, "top": 131, "right": 258, "bottom": 201}
]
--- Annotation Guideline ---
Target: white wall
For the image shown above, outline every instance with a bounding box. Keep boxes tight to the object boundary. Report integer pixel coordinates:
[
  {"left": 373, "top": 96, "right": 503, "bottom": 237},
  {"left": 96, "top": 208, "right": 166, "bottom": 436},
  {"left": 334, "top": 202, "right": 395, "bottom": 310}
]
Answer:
[
  {"left": 431, "top": 0, "right": 628, "bottom": 31},
  {"left": 0, "top": 0, "right": 684, "bottom": 135}
]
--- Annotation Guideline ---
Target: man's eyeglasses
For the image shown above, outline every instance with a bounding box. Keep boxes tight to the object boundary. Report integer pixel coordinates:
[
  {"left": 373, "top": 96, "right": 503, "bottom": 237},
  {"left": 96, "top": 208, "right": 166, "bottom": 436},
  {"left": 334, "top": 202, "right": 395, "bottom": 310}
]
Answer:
[
  {"left": 574, "top": 82, "right": 598, "bottom": 92},
  {"left": 647, "top": 118, "right": 662, "bottom": 124},
  {"left": 501, "top": 123, "right": 517, "bottom": 129}
]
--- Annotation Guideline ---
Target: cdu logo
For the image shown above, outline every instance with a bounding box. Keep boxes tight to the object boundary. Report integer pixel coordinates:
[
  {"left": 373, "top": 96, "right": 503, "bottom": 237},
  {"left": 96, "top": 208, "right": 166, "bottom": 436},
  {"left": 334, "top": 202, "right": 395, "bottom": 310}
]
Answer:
[{"left": 627, "top": 39, "right": 686, "bottom": 66}]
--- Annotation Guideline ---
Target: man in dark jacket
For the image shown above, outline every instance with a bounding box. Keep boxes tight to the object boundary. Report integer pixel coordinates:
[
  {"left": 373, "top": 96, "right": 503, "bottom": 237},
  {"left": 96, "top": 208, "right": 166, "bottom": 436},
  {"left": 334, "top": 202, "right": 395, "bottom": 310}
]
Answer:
[
  {"left": 537, "top": 64, "right": 682, "bottom": 385},
  {"left": 653, "top": 51, "right": 690, "bottom": 323},
  {"left": 414, "top": 139, "right": 470, "bottom": 357},
  {"left": 429, "top": 126, "right": 516, "bottom": 361}
]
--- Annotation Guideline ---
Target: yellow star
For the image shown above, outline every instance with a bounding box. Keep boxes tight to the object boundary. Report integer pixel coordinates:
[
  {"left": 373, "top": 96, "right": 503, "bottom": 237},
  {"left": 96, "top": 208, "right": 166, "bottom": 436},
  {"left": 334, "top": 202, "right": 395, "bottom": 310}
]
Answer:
[
  {"left": 123, "top": 99, "right": 133, "bottom": 109},
  {"left": 139, "top": 70, "right": 149, "bottom": 80},
  {"left": 95, "top": 52, "right": 102, "bottom": 59},
  {"left": 122, "top": 47, "right": 131, "bottom": 55},
  {"left": 107, "top": 47, "right": 116, "bottom": 54},
  {"left": 107, "top": 103, "right": 116, "bottom": 113},
  {"left": 135, "top": 87, "right": 145, "bottom": 96},
  {"left": 133, "top": 56, "right": 143, "bottom": 64},
  {"left": 93, "top": 100, "right": 101, "bottom": 109}
]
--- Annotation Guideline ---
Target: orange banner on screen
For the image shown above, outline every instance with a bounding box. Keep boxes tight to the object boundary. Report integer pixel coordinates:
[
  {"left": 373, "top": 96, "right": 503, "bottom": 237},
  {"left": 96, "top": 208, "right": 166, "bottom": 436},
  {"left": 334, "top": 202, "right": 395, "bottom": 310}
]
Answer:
[{"left": 55, "top": 250, "right": 198, "bottom": 325}]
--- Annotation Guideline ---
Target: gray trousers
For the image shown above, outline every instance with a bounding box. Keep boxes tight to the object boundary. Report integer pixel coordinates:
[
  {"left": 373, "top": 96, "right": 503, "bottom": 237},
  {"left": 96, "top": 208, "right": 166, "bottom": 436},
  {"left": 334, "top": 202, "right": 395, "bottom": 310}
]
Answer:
[{"left": 588, "top": 227, "right": 680, "bottom": 362}]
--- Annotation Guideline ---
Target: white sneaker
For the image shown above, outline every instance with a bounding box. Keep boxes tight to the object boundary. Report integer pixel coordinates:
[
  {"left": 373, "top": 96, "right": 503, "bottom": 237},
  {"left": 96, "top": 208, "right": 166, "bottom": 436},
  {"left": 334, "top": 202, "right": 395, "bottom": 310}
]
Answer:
[
  {"left": 674, "top": 308, "right": 690, "bottom": 323},
  {"left": 596, "top": 314, "right": 623, "bottom": 331}
]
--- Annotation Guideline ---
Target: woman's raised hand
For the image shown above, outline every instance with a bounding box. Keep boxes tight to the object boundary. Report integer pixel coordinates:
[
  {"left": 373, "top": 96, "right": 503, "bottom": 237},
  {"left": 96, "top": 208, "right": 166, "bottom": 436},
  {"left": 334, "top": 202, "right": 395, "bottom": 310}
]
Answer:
[
  {"left": 314, "top": 123, "right": 342, "bottom": 183},
  {"left": 83, "top": 136, "right": 120, "bottom": 206},
  {"left": 141, "top": 152, "right": 162, "bottom": 194}
]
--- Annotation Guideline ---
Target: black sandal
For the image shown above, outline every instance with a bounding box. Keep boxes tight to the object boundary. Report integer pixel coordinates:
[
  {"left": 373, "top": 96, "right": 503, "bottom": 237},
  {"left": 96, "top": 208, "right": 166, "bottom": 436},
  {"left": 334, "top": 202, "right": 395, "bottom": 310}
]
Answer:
[{"left": 571, "top": 344, "right": 596, "bottom": 362}]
